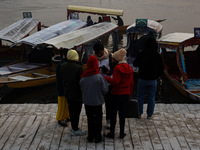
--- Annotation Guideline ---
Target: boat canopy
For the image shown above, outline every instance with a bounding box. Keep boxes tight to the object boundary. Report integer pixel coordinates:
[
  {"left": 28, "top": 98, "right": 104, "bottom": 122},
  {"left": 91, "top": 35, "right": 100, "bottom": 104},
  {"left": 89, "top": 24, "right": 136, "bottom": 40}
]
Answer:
[
  {"left": 0, "top": 18, "right": 40, "bottom": 43},
  {"left": 13, "top": 19, "right": 86, "bottom": 47},
  {"left": 127, "top": 20, "right": 163, "bottom": 34},
  {"left": 157, "top": 32, "right": 200, "bottom": 48},
  {"left": 157, "top": 32, "right": 194, "bottom": 45},
  {"left": 67, "top": 5, "right": 123, "bottom": 19},
  {"left": 42, "top": 22, "right": 118, "bottom": 49}
]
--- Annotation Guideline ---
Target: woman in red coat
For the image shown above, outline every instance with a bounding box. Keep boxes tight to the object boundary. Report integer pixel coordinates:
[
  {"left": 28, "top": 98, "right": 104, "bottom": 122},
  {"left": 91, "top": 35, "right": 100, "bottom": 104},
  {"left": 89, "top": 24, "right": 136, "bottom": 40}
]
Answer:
[{"left": 104, "top": 48, "right": 134, "bottom": 139}]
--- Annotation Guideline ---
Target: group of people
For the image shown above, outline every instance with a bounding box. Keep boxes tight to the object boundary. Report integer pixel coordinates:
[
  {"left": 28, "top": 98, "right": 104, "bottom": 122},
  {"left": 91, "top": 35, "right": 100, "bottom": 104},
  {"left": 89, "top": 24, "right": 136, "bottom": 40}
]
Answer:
[
  {"left": 86, "top": 15, "right": 124, "bottom": 27},
  {"left": 55, "top": 36, "right": 163, "bottom": 143}
]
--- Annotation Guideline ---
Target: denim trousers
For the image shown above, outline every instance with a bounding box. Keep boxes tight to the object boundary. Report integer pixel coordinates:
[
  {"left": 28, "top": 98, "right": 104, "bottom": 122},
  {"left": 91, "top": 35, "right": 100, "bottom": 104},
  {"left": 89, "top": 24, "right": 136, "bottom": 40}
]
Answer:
[{"left": 137, "top": 79, "right": 157, "bottom": 116}]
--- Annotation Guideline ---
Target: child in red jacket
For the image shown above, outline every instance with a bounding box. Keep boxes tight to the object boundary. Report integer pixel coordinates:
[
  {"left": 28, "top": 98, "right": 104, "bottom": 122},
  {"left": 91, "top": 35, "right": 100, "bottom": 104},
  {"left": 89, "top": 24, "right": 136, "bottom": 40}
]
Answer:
[{"left": 104, "top": 48, "right": 134, "bottom": 139}]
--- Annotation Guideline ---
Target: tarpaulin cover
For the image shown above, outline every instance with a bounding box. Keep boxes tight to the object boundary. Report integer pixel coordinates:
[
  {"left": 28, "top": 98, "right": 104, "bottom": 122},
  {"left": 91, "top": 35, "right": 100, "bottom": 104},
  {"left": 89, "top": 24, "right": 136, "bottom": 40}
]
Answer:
[
  {"left": 14, "top": 19, "right": 86, "bottom": 46},
  {"left": 0, "top": 18, "right": 39, "bottom": 43}
]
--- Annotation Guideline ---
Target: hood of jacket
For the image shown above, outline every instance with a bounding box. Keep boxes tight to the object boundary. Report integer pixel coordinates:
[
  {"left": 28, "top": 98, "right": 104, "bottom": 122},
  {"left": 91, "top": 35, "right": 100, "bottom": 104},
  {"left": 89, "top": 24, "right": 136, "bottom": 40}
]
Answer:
[
  {"left": 81, "top": 55, "right": 100, "bottom": 78},
  {"left": 116, "top": 61, "right": 133, "bottom": 74}
]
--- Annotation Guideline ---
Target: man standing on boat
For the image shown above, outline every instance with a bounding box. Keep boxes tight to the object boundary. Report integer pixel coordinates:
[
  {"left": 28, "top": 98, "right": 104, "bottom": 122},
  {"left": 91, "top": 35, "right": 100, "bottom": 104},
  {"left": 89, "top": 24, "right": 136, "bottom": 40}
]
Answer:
[{"left": 111, "top": 16, "right": 124, "bottom": 26}]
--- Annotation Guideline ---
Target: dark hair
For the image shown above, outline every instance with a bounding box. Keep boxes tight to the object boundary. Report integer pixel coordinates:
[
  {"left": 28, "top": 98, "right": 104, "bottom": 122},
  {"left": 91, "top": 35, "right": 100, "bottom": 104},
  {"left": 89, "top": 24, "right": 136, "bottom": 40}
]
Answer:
[
  {"left": 144, "top": 38, "right": 158, "bottom": 52},
  {"left": 87, "top": 16, "right": 91, "bottom": 20},
  {"left": 93, "top": 42, "right": 104, "bottom": 53}
]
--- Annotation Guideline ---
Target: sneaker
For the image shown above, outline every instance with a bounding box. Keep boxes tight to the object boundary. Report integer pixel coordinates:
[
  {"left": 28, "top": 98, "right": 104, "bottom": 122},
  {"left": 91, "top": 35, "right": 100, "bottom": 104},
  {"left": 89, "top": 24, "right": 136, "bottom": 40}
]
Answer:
[
  {"left": 120, "top": 133, "right": 126, "bottom": 139},
  {"left": 58, "top": 120, "right": 67, "bottom": 127},
  {"left": 147, "top": 115, "right": 153, "bottom": 119},
  {"left": 104, "top": 132, "right": 114, "bottom": 139},
  {"left": 70, "top": 129, "right": 87, "bottom": 136},
  {"left": 106, "top": 120, "right": 110, "bottom": 129}
]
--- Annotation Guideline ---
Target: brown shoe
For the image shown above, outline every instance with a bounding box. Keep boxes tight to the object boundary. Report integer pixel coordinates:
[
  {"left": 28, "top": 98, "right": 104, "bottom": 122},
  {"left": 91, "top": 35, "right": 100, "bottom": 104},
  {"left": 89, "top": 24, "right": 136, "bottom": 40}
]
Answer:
[{"left": 147, "top": 115, "right": 153, "bottom": 119}]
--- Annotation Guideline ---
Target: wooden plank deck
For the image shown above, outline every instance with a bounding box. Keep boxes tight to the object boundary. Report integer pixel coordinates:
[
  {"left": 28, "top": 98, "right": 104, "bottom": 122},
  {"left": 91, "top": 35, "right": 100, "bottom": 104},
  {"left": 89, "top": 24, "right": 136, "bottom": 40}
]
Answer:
[{"left": 0, "top": 104, "right": 200, "bottom": 150}]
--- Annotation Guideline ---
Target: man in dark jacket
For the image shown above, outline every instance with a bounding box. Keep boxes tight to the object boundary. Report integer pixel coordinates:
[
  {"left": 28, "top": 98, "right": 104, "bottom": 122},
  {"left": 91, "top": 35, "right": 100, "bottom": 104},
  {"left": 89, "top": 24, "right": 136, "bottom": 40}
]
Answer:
[
  {"left": 133, "top": 38, "right": 164, "bottom": 119},
  {"left": 60, "top": 49, "right": 86, "bottom": 136}
]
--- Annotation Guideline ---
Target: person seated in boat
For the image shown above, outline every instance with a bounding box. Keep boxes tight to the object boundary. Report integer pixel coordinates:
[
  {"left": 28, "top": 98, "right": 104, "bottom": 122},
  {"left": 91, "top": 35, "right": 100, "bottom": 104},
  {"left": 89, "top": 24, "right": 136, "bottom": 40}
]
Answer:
[
  {"left": 70, "top": 12, "right": 79, "bottom": 19},
  {"left": 94, "top": 16, "right": 103, "bottom": 24},
  {"left": 111, "top": 16, "right": 124, "bottom": 26},
  {"left": 86, "top": 15, "right": 93, "bottom": 26},
  {"left": 98, "top": 16, "right": 103, "bottom": 23}
]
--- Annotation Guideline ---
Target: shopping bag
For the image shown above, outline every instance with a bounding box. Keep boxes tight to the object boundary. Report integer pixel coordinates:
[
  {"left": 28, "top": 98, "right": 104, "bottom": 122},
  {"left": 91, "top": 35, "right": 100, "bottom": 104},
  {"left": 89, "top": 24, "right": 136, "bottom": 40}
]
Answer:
[{"left": 125, "top": 99, "right": 140, "bottom": 118}]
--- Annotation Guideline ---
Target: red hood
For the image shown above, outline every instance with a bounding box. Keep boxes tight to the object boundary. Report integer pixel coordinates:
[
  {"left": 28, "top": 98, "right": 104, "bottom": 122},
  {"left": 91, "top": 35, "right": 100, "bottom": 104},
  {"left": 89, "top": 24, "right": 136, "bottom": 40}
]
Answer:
[{"left": 81, "top": 55, "right": 100, "bottom": 78}]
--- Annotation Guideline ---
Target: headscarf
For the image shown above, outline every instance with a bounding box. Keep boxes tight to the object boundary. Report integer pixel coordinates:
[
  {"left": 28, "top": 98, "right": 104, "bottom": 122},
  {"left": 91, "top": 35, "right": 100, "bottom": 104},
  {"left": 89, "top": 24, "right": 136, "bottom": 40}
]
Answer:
[
  {"left": 67, "top": 49, "right": 79, "bottom": 62},
  {"left": 80, "top": 55, "right": 100, "bottom": 78},
  {"left": 112, "top": 48, "right": 127, "bottom": 62}
]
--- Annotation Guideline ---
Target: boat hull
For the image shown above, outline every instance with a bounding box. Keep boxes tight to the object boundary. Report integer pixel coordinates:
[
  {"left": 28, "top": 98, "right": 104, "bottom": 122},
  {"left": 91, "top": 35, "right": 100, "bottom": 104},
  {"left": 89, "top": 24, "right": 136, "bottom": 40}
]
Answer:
[
  {"left": 164, "top": 70, "right": 200, "bottom": 102},
  {"left": 0, "top": 66, "right": 56, "bottom": 88}
]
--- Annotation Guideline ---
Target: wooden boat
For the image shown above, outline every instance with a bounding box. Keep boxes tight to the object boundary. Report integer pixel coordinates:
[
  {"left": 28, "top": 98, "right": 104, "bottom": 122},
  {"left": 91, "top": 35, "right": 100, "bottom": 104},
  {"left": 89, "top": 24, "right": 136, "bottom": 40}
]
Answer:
[
  {"left": 67, "top": 5, "right": 127, "bottom": 31},
  {"left": 0, "top": 22, "right": 118, "bottom": 88},
  {"left": 118, "top": 19, "right": 166, "bottom": 33},
  {"left": 157, "top": 32, "right": 200, "bottom": 101},
  {"left": 126, "top": 19, "right": 163, "bottom": 68},
  {"left": 0, "top": 15, "right": 41, "bottom": 64}
]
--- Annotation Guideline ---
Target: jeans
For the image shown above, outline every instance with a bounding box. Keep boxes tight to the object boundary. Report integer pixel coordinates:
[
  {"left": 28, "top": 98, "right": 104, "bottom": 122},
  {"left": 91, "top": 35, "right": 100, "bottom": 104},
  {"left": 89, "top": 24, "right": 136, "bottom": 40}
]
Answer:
[{"left": 137, "top": 79, "right": 157, "bottom": 116}]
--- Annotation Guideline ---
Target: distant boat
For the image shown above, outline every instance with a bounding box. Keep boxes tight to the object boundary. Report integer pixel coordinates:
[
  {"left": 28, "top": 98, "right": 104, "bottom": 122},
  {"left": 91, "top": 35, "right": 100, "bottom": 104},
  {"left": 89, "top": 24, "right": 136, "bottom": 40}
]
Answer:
[{"left": 157, "top": 32, "right": 200, "bottom": 101}]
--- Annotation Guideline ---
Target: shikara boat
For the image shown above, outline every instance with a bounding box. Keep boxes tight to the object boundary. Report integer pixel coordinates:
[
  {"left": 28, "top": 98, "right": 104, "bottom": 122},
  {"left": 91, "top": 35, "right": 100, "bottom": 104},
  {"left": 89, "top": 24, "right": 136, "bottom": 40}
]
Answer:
[
  {"left": 157, "top": 32, "right": 200, "bottom": 101},
  {"left": 0, "top": 19, "right": 86, "bottom": 73},
  {"left": 67, "top": 5, "right": 128, "bottom": 32},
  {"left": 126, "top": 19, "right": 163, "bottom": 68},
  {"left": 0, "top": 22, "right": 118, "bottom": 88},
  {"left": 0, "top": 14, "right": 41, "bottom": 63},
  {"left": 13, "top": 19, "right": 86, "bottom": 47}
]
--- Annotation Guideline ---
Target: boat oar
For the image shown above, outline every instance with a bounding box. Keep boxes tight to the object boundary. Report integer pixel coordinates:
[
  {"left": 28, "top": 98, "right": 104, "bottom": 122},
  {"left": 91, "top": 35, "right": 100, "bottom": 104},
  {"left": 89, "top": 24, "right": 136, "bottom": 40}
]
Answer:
[{"left": 155, "top": 19, "right": 166, "bottom": 23}]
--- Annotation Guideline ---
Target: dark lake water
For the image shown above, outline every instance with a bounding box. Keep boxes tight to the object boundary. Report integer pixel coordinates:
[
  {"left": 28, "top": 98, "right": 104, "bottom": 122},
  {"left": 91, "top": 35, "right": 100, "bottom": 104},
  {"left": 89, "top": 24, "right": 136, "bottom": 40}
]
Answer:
[{"left": 0, "top": 74, "right": 198, "bottom": 104}]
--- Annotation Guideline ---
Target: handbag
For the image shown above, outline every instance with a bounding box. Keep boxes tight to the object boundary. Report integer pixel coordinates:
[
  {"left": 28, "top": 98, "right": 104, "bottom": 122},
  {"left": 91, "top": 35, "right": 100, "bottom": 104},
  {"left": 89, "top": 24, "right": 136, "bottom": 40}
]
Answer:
[{"left": 125, "top": 99, "right": 140, "bottom": 118}]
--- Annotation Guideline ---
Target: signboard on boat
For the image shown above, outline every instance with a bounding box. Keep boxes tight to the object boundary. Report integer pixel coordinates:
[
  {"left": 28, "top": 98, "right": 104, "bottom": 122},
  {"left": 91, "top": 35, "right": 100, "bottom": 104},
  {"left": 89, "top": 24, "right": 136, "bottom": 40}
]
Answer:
[
  {"left": 194, "top": 27, "right": 200, "bottom": 38},
  {"left": 136, "top": 19, "right": 147, "bottom": 27}
]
